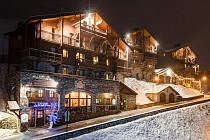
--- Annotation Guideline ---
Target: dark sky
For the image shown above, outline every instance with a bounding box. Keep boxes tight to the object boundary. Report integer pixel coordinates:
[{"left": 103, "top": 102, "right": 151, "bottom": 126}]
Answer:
[{"left": 0, "top": 0, "right": 210, "bottom": 70}]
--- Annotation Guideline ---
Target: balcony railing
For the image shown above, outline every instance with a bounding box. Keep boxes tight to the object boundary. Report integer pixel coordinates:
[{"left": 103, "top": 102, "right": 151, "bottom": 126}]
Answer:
[
  {"left": 77, "top": 58, "right": 107, "bottom": 71},
  {"left": 75, "top": 23, "right": 107, "bottom": 36},
  {"left": 117, "top": 66, "right": 132, "bottom": 74},
  {"left": 144, "top": 52, "right": 157, "bottom": 58},
  {"left": 38, "top": 30, "right": 118, "bottom": 58},
  {"left": 21, "top": 48, "right": 62, "bottom": 64},
  {"left": 144, "top": 47, "right": 157, "bottom": 54},
  {"left": 40, "top": 30, "right": 61, "bottom": 44}
]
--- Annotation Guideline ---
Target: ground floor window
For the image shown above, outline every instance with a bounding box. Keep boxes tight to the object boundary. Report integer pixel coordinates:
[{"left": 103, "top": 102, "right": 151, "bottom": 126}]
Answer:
[
  {"left": 96, "top": 93, "right": 117, "bottom": 112},
  {"left": 65, "top": 92, "right": 92, "bottom": 114}
]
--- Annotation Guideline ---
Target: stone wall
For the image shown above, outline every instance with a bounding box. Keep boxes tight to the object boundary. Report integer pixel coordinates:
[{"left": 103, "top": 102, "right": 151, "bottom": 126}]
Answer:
[
  {"left": 127, "top": 95, "right": 136, "bottom": 110},
  {"left": 17, "top": 71, "right": 120, "bottom": 123}
]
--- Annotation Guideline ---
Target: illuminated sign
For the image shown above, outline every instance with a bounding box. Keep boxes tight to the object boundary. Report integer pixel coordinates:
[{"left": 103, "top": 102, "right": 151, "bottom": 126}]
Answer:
[
  {"left": 33, "top": 102, "right": 58, "bottom": 108},
  {"left": 21, "top": 114, "right": 28, "bottom": 123},
  {"left": 31, "top": 80, "right": 58, "bottom": 88}
]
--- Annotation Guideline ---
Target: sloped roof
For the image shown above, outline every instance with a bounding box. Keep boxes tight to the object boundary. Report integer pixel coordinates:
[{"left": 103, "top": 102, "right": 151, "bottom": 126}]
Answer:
[
  {"left": 165, "top": 44, "right": 196, "bottom": 55},
  {"left": 119, "top": 82, "right": 138, "bottom": 95}
]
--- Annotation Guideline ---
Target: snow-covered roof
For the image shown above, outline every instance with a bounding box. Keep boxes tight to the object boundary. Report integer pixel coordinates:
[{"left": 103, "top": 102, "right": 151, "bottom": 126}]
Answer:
[
  {"left": 165, "top": 84, "right": 202, "bottom": 98},
  {"left": 124, "top": 78, "right": 203, "bottom": 104},
  {"left": 124, "top": 78, "right": 154, "bottom": 105}
]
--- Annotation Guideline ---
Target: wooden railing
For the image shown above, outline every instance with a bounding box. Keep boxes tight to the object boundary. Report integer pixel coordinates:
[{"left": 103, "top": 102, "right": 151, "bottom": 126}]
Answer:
[
  {"left": 38, "top": 30, "right": 118, "bottom": 58},
  {"left": 77, "top": 58, "right": 107, "bottom": 70},
  {"left": 21, "top": 48, "right": 62, "bottom": 64},
  {"left": 75, "top": 23, "right": 107, "bottom": 36}
]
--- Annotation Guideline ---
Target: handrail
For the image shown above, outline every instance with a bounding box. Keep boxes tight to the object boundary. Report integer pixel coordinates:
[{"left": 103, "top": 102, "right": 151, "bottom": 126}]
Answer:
[{"left": 21, "top": 48, "right": 62, "bottom": 63}]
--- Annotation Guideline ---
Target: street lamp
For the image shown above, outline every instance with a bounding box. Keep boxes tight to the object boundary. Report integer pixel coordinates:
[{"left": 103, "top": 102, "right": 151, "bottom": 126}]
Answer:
[
  {"left": 201, "top": 76, "right": 208, "bottom": 94},
  {"left": 153, "top": 76, "right": 159, "bottom": 93},
  {"left": 202, "top": 76, "right": 207, "bottom": 81}
]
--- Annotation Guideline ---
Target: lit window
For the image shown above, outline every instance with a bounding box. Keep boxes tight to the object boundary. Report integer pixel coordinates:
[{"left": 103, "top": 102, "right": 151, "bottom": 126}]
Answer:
[
  {"left": 76, "top": 53, "right": 85, "bottom": 62},
  {"left": 38, "top": 90, "right": 43, "bottom": 98},
  {"left": 106, "top": 74, "right": 109, "bottom": 80},
  {"left": 63, "top": 67, "right": 68, "bottom": 75},
  {"left": 49, "top": 91, "right": 54, "bottom": 98},
  {"left": 63, "top": 49, "right": 68, "bottom": 58},
  {"left": 106, "top": 59, "right": 110, "bottom": 66},
  {"left": 93, "top": 56, "right": 98, "bottom": 64},
  {"left": 37, "top": 111, "right": 43, "bottom": 118}
]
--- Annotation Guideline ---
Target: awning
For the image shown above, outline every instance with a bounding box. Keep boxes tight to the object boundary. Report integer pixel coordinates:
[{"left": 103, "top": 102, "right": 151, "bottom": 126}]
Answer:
[{"left": 7, "top": 101, "right": 20, "bottom": 110}]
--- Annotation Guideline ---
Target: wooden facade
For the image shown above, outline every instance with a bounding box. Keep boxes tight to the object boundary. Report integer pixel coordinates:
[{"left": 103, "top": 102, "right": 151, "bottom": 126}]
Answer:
[
  {"left": 124, "top": 28, "right": 159, "bottom": 82},
  {"left": 6, "top": 12, "right": 130, "bottom": 80},
  {"left": 157, "top": 44, "right": 199, "bottom": 79}
]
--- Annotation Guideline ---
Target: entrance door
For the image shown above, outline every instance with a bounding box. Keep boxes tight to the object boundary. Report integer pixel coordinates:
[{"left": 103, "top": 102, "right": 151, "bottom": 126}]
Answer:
[
  {"left": 36, "top": 110, "right": 44, "bottom": 127},
  {"left": 169, "top": 93, "right": 175, "bottom": 103},
  {"left": 120, "top": 95, "right": 126, "bottom": 110},
  {"left": 160, "top": 92, "right": 166, "bottom": 103}
]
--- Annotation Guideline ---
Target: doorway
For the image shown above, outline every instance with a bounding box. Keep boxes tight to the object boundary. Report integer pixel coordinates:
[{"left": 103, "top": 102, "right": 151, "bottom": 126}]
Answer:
[{"left": 36, "top": 110, "right": 44, "bottom": 127}]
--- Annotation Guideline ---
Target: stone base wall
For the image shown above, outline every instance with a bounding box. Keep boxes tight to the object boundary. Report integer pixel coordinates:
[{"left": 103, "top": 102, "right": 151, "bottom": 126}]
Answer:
[{"left": 127, "top": 95, "right": 136, "bottom": 110}]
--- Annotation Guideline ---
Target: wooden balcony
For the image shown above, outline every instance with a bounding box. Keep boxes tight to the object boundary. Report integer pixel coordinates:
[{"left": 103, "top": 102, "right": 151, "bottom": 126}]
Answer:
[
  {"left": 77, "top": 58, "right": 107, "bottom": 71},
  {"left": 38, "top": 30, "right": 118, "bottom": 58},
  {"left": 144, "top": 51, "right": 157, "bottom": 58},
  {"left": 21, "top": 48, "right": 62, "bottom": 64},
  {"left": 117, "top": 66, "right": 132, "bottom": 75},
  {"left": 76, "top": 23, "right": 107, "bottom": 38}
]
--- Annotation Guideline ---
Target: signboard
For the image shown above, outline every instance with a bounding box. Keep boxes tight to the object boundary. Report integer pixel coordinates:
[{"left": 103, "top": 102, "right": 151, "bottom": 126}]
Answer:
[
  {"left": 98, "top": 85, "right": 114, "bottom": 91},
  {"left": 31, "top": 80, "right": 58, "bottom": 88},
  {"left": 21, "top": 114, "right": 28, "bottom": 123}
]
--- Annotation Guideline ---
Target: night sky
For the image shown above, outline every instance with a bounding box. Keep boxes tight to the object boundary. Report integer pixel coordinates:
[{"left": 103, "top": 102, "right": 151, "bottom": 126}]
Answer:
[{"left": 0, "top": 0, "right": 210, "bottom": 70}]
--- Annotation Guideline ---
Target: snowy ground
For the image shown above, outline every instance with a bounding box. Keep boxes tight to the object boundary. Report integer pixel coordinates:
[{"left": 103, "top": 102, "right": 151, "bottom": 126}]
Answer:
[
  {"left": 0, "top": 112, "right": 18, "bottom": 138},
  {"left": 73, "top": 102, "right": 210, "bottom": 140}
]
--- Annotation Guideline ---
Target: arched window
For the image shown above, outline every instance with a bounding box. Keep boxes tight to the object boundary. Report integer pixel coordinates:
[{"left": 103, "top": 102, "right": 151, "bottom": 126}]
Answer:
[{"left": 65, "top": 92, "right": 91, "bottom": 114}]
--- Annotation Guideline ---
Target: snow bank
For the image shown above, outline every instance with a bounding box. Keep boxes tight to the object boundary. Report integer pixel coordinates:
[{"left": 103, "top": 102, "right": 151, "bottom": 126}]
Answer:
[
  {"left": 0, "top": 129, "right": 17, "bottom": 137},
  {"left": 0, "top": 112, "right": 12, "bottom": 121},
  {"left": 73, "top": 102, "right": 210, "bottom": 140}
]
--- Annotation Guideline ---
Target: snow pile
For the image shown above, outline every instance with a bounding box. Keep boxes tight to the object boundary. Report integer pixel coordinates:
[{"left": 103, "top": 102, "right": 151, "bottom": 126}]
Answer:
[
  {"left": 124, "top": 78, "right": 153, "bottom": 105},
  {"left": 0, "top": 112, "right": 12, "bottom": 121},
  {"left": 73, "top": 102, "right": 210, "bottom": 140},
  {"left": 0, "top": 129, "right": 17, "bottom": 137},
  {"left": 0, "top": 112, "right": 18, "bottom": 138}
]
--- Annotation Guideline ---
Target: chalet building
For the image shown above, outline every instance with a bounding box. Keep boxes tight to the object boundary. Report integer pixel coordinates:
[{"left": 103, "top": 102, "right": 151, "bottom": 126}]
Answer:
[
  {"left": 124, "top": 28, "right": 159, "bottom": 82},
  {"left": 155, "top": 68, "right": 201, "bottom": 91},
  {"left": 157, "top": 44, "right": 199, "bottom": 79},
  {"left": 4, "top": 11, "right": 135, "bottom": 128},
  {"left": 146, "top": 86, "right": 182, "bottom": 103}
]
